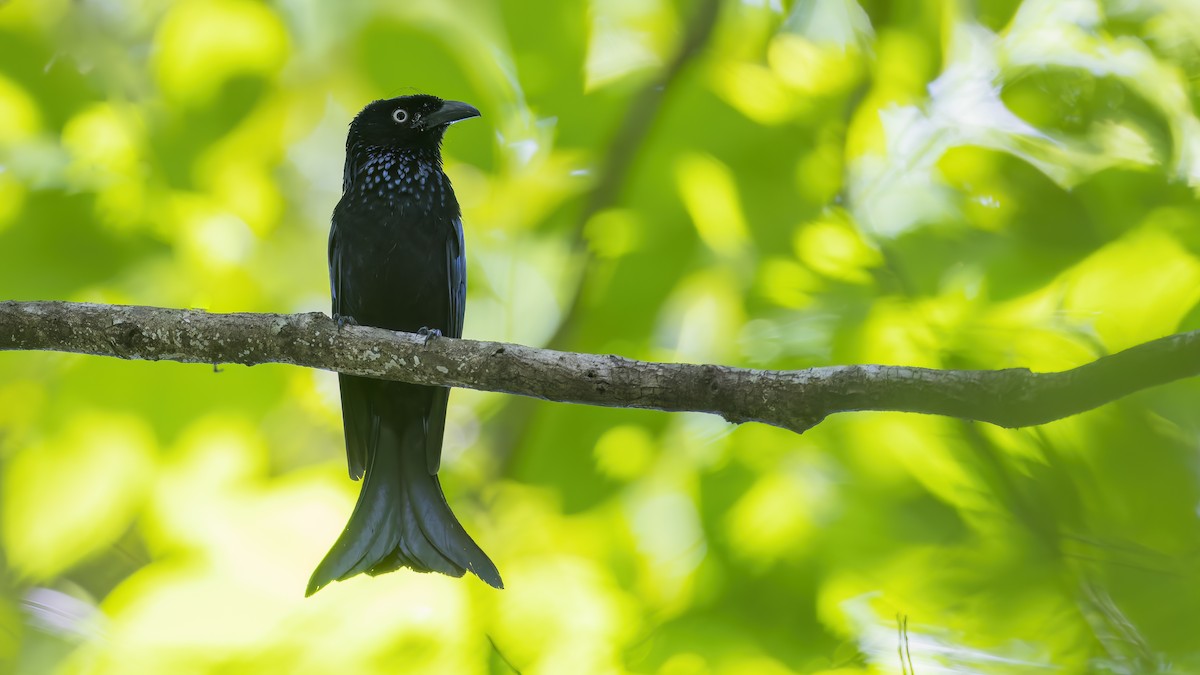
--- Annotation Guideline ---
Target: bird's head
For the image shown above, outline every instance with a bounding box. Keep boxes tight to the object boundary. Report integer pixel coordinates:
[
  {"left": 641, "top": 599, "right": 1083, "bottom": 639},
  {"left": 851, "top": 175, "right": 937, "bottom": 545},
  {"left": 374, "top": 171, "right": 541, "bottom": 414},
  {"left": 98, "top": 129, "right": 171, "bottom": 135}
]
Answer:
[{"left": 347, "top": 95, "right": 480, "bottom": 152}]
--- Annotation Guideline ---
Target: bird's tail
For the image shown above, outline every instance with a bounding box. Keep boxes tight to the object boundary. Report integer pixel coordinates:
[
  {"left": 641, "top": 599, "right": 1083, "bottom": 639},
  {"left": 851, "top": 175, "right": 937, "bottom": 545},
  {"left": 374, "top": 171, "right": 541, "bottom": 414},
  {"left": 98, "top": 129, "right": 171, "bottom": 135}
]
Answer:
[{"left": 306, "top": 418, "right": 502, "bottom": 595}]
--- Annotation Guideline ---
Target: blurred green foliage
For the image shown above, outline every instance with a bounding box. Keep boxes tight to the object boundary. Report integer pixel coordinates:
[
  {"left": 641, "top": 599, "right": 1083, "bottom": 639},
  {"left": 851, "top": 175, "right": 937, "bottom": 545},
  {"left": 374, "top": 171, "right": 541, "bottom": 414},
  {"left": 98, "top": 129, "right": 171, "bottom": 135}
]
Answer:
[{"left": 2, "top": 0, "right": 1200, "bottom": 672}]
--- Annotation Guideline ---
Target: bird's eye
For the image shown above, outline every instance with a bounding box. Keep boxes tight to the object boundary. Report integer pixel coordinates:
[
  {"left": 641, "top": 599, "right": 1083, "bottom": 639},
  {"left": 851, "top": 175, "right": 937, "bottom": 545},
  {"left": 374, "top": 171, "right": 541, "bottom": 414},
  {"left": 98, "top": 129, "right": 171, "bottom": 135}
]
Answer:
[{"left": 392, "top": 109, "right": 409, "bottom": 124}]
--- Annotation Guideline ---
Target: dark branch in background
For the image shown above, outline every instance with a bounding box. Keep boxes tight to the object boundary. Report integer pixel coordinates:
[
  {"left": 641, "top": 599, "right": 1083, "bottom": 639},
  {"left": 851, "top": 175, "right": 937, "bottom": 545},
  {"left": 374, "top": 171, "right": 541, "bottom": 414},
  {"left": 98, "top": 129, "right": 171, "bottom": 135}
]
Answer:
[
  {"left": 574, "top": 0, "right": 721, "bottom": 235},
  {"left": 489, "top": 0, "right": 723, "bottom": 474},
  {"left": 4, "top": 301, "right": 1199, "bottom": 434},
  {"left": 552, "top": 0, "right": 722, "bottom": 348}
]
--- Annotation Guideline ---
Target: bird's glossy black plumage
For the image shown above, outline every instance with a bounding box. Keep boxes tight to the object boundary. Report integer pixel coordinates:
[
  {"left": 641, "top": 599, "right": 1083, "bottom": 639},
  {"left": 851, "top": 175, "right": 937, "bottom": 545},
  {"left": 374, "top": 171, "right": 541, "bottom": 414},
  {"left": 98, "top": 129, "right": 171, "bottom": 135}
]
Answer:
[{"left": 307, "top": 95, "right": 501, "bottom": 595}]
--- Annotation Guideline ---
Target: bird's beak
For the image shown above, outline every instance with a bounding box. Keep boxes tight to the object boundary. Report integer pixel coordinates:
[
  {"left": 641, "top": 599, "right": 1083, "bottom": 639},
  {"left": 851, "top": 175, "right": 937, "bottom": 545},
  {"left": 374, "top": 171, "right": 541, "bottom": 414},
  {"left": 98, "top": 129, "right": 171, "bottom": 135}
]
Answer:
[{"left": 423, "top": 100, "right": 481, "bottom": 128}]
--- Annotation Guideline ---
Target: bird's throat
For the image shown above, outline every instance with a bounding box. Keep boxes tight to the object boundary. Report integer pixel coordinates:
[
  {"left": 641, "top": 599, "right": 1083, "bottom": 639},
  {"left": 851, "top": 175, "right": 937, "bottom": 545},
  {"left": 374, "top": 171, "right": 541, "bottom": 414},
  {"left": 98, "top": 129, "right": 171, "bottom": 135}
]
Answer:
[{"left": 345, "top": 146, "right": 453, "bottom": 210}]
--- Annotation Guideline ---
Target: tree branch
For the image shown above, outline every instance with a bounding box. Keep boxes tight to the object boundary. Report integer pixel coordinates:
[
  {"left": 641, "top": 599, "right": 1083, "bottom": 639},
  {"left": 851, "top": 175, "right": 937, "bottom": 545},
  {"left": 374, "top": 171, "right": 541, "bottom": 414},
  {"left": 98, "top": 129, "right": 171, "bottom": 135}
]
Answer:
[{"left": 2, "top": 301, "right": 1198, "bottom": 434}]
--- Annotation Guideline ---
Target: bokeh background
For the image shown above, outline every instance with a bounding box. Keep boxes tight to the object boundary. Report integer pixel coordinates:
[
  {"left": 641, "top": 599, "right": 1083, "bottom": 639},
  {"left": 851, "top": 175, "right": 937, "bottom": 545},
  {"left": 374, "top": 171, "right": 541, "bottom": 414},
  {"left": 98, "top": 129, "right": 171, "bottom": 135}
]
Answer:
[{"left": 3, "top": 0, "right": 1200, "bottom": 672}]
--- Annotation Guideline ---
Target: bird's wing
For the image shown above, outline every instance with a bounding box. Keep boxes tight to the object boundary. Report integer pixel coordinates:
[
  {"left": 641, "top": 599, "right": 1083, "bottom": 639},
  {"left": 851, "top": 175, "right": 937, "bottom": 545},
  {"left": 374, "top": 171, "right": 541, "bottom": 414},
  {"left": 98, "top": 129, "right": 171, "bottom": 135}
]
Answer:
[
  {"left": 448, "top": 216, "right": 467, "bottom": 339},
  {"left": 423, "top": 217, "right": 467, "bottom": 475},
  {"left": 338, "top": 376, "right": 372, "bottom": 480},
  {"left": 329, "top": 219, "right": 370, "bottom": 480},
  {"left": 329, "top": 223, "right": 342, "bottom": 322}
]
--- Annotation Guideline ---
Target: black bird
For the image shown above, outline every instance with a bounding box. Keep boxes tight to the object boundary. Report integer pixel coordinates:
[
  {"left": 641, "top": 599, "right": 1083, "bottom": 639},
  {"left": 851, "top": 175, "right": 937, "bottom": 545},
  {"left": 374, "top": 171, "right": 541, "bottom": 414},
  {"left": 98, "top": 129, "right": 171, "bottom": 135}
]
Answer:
[{"left": 307, "top": 95, "right": 502, "bottom": 595}]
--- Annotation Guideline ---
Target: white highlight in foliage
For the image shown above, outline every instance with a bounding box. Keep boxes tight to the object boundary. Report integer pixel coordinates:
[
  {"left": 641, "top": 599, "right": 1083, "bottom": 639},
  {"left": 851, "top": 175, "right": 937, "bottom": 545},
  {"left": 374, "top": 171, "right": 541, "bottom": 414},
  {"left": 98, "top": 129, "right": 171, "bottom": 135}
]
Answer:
[
  {"left": 783, "top": 0, "right": 874, "bottom": 51},
  {"left": 584, "top": 0, "right": 669, "bottom": 90},
  {"left": 838, "top": 592, "right": 1063, "bottom": 672},
  {"left": 23, "top": 587, "right": 105, "bottom": 641},
  {"left": 849, "top": 10, "right": 1200, "bottom": 237}
]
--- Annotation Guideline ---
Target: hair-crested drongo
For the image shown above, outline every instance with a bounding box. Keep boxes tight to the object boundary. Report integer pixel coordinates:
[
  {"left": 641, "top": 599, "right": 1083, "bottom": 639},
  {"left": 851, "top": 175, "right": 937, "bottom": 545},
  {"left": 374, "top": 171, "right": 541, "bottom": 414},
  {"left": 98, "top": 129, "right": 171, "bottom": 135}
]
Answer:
[{"left": 307, "top": 95, "right": 502, "bottom": 595}]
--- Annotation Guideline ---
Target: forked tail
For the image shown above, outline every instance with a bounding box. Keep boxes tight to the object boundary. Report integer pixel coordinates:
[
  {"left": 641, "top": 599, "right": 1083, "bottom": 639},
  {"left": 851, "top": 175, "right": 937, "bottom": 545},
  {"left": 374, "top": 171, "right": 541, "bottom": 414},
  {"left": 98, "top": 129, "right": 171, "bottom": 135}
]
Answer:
[{"left": 306, "top": 419, "right": 502, "bottom": 595}]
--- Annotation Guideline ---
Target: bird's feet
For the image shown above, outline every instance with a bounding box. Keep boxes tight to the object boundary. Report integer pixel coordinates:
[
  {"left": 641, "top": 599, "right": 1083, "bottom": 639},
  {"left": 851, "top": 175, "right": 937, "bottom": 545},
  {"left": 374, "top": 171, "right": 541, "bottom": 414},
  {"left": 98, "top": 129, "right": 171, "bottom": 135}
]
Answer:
[
  {"left": 417, "top": 326, "right": 442, "bottom": 345},
  {"left": 335, "top": 314, "right": 359, "bottom": 331}
]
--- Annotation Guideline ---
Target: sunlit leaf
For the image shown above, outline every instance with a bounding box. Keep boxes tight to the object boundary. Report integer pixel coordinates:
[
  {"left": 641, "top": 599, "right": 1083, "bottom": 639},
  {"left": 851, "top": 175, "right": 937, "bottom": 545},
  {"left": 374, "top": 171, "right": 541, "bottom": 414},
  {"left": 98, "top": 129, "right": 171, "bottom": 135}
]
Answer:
[
  {"left": 675, "top": 153, "right": 752, "bottom": 257},
  {"left": 0, "top": 73, "right": 41, "bottom": 144},
  {"left": 152, "top": 0, "right": 289, "bottom": 105},
  {"left": 3, "top": 413, "right": 156, "bottom": 579}
]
